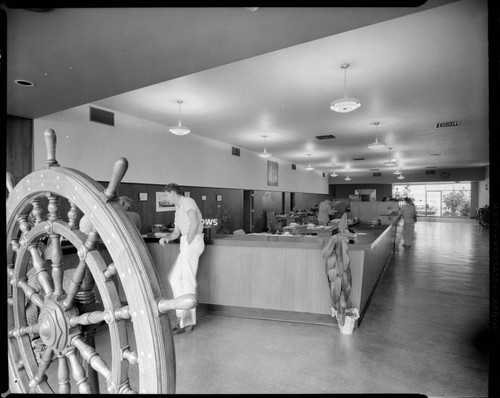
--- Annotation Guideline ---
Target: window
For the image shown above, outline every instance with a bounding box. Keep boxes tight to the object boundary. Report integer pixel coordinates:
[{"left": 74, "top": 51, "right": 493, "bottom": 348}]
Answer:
[{"left": 392, "top": 182, "right": 471, "bottom": 217}]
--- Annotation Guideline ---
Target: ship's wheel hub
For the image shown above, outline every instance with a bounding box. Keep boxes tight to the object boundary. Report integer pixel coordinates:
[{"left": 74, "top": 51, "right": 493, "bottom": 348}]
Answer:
[{"left": 38, "top": 299, "right": 70, "bottom": 353}]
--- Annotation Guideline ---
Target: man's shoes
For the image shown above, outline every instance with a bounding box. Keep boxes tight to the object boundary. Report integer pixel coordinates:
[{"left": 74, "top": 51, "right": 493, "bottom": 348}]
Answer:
[
  {"left": 172, "top": 325, "right": 185, "bottom": 335},
  {"left": 172, "top": 324, "right": 195, "bottom": 335}
]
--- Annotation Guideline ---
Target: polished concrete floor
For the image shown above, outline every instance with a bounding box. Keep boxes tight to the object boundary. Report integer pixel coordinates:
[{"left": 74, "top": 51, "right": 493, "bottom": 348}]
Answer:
[
  {"left": 166, "top": 220, "right": 490, "bottom": 396},
  {"left": 35, "top": 219, "right": 491, "bottom": 395}
]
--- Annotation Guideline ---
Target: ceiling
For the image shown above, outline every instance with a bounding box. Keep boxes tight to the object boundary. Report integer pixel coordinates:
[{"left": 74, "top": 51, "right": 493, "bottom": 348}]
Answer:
[{"left": 4, "top": 1, "right": 490, "bottom": 179}]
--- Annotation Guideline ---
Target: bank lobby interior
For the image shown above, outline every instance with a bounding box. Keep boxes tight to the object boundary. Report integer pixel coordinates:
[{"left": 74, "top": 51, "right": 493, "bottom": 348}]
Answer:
[{"left": 4, "top": 2, "right": 496, "bottom": 396}]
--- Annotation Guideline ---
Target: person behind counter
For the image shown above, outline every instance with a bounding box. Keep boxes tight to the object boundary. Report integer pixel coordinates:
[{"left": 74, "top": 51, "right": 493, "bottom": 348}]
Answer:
[
  {"left": 118, "top": 196, "right": 142, "bottom": 232},
  {"left": 400, "top": 197, "right": 417, "bottom": 247},
  {"left": 318, "top": 197, "right": 336, "bottom": 225},
  {"left": 79, "top": 195, "right": 141, "bottom": 234},
  {"left": 159, "top": 183, "right": 205, "bottom": 335}
]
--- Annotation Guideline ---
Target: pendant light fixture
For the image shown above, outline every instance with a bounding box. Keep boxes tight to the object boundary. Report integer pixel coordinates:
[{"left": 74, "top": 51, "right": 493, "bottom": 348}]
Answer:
[
  {"left": 305, "top": 154, "right": 314, "bottom": 171},
  {"left": 397, "top": 174, "right": 406, "bottom": 180},
  {"left": 368, "top": 122, "right": 386, "bottom": 150},
  {"left": 344, "top": 176, "right": 351, "bottom": 181},
  {"left": 393, "top": 165, "right": 402, "bottom": 175},
  {"left": 384, "top": 147, "right": 397, "bottom": 167},
  {"left": 330, "top": 63, "right": 361, "bottom": 113},
  {"left": 330, "top": 171, "right": 338, "bottom": 177},
  {"left": 258, "top": 135, "right": 272, "bottom": 158},
  {"left": 169, "top": 100, "right": 191, "bottom": 135}
]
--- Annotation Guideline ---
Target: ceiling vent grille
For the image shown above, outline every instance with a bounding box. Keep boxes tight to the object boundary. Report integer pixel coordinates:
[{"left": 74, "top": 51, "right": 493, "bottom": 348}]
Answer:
[
  {"left": 370, "top": 168, "right": 379, "bottom": 172},
  {"left": 352, "top": 157, "right": 365, "bottom": 161},
  {"left": 373, "top": 172, "right": 382, "bottom": 177},
  {"left": 315, "top": 134, "right": 336, "bottom": 140},
  {"left": 232, "top": 147, "right": 240, "bottom": 156},
  {"left": 426, "top": 169, "right": 436, "bottom": 175},
  {"left": 90, "top": 107, "right": 114, "bottom": 126},
  {"left": 436, "top": 121, "right": 461, "bottom": 128}
]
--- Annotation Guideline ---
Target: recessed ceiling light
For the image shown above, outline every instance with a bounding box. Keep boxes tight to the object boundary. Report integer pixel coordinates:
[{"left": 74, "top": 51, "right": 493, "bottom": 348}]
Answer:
[{"left": 15, "top": 79, "right": 35, "bottom": 87}]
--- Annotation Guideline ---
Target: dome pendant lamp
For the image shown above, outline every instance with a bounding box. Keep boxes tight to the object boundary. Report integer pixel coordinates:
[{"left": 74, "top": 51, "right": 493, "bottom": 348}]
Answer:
[
  {"left": 330, "top": 63, "right": 361, "bottom": 113},
  {"left": 305, "top": 153, "right": 314, "bottom": 171},
  {"left": 384, "top": 148, "right": 397, "bottom": 167},
  {"left": 258, "top": 135, "right": 272, "bottom": 158},
  {"left": 368, "top": 122, "right": 386, "bottom": 150},
  {"left": 169, "top": 100, "right": 191, "bottom": 135}
]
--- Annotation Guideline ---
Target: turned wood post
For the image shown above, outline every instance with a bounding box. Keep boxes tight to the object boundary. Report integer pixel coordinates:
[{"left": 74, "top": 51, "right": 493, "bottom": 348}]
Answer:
[
  {"left": 104, "top": 157, "right": 128, "bottom": 201},
  {"left": 44, "top": 129, "right": 60, "bottom": 167}
]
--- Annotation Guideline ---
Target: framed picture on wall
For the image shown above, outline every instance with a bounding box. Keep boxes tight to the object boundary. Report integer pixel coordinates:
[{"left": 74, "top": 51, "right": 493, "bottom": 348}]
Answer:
[
  {"left": 138, "top": 192, "right": 148, "bottom": 201},
  {"left": 156, "top": 192, "right": 175, "bottom": 212},
  {"left": 267, "top": 160, "right": 278, "bottom": 186}
]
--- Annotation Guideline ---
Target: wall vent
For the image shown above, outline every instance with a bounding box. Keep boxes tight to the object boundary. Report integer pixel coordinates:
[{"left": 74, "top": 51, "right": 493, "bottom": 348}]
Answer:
[
  {"left": 292, "top": 163, "right": 296, "bottom": 170},
  {"left": 373, "top": 172, "right": 382, "bottom": 177},
  {"left": 425, "top": 169, "right": 436, "bottom": 175},
  {"left": 436, "top": 121, "right": 461, "bottom": 128},
  {"left": 315, "top": 134, "right": 336, "bottom": 140},
  {"left": 231, "top": 147, "right": 240, "bottom": 156},
  {"left": 322, "top": 173, "right": 325, "bottom": 177},
  {"left": 90, "top": 107, "right": 114, "bottom": 126},
  {"left": 352, "top": 157, "right": 365, "bottom": 161},
  {"left": 426, "top": 166, "right": 437, "bottom": 169}
]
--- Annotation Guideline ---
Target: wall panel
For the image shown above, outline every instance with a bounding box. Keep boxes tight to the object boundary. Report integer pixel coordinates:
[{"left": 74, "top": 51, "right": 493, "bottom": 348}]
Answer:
[{"left": 7, "top": 115, "right": 33, "bottom": 184}]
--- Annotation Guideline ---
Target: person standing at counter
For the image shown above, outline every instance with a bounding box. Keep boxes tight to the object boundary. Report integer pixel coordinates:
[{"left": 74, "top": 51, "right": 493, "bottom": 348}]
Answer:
[
  {"left": 318, "top": 197, "right": 336, "bottom": 225},
  {"left": 400, "top": 197, "right": 417, "bottom": 247},
  {"left": 159, "top": 183, "right": 205, "bottom": 334}
]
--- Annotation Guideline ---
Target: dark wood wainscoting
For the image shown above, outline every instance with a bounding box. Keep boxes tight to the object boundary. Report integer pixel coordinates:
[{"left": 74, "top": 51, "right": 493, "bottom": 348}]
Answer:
[
  {"left": 99, "top": 182, "right": 244, "bottom": 235},
  {"left": 7, "top": 115, "right": 33, "bottom": 185}
]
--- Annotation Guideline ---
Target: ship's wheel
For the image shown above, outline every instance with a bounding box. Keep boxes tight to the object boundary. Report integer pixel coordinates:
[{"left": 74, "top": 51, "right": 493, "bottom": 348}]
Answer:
[{"left": 6, "top": 129, "right": 197, "bottom": 394}]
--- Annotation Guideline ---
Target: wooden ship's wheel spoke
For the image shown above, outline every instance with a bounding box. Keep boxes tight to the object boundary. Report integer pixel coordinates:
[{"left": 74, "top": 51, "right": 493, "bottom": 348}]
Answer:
[
  {"left": 7, "top": 129, "right": 193, "bottom": 394},
  {"left": 28, "top": 347, "right": 54, "bottom": 392},
  {"left": 56, "top": 353, "right": 70, "bottom": 394}
]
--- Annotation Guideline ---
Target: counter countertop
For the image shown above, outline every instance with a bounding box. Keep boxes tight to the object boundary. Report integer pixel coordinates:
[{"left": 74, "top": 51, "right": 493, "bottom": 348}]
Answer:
[{"left": 141, "top": 221, "right": 400, "bottom": 251}]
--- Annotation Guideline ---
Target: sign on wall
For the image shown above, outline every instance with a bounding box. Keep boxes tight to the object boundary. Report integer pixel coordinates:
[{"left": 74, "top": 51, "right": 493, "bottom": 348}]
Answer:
[{"left": 156, "top": 192, "right": 175, "bottom": 212}]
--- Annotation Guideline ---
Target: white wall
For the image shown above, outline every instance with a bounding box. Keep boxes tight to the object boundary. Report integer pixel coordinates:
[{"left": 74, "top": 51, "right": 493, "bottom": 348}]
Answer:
[
  {"left": 477, "top": 166, "right": 489, "bottom": 207},
  {"left": 34, "top": 105, "right": 329, "bottom": 194},
  {"left": 329, "top": 166, "right": 487, "bottom": 184}
]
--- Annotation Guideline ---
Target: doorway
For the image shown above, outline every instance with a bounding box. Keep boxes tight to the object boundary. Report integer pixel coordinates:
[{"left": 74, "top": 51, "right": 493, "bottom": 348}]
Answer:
[{"left": 243, "top": 190, "right": 254, "bottom": 233}]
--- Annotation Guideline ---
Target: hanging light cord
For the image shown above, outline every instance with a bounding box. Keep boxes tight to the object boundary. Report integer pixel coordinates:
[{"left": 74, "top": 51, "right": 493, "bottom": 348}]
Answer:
[
  {"left": 343, "top": 67, "right": 347, "bottom": 98},
  {"left": 177, "top": 100, "right": 183, "bottom": 126}
]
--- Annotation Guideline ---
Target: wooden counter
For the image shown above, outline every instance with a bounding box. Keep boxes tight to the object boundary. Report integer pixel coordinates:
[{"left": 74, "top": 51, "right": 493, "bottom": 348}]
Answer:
[{"left": 145, "top": 220, "right": 402, "bottom": 327}]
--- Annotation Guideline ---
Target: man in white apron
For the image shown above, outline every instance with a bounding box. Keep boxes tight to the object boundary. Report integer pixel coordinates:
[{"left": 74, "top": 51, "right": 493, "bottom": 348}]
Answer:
[{"left": 159, "top": 183, "right": 205, "bottom": 334}]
